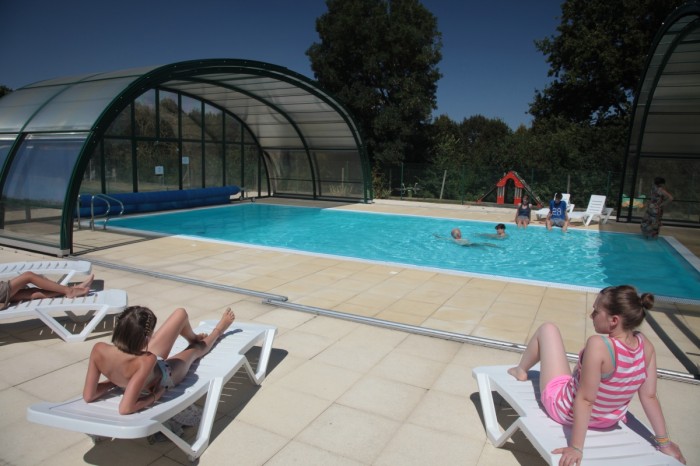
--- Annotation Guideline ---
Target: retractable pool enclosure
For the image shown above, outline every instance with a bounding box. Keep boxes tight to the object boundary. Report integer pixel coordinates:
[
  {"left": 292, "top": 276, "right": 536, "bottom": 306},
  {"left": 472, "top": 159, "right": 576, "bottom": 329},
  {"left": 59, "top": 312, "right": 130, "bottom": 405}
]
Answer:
[
  {"left": 620, "top": 3, "right": 700, "bottom": 227},
  {"left": 0, "top": 59, "right": 371, "bottom": 255}
]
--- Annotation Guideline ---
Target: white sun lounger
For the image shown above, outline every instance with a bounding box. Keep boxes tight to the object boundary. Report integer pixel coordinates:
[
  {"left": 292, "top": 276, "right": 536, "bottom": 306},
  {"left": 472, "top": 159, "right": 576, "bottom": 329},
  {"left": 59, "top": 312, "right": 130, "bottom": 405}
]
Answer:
[
  {"left": 568, "top": 195, "right": 611, "bottom": 226},
  {"left": 0, "top": 260, "right": 92, "bottom": 285},
  {"left": 27, "top": 320, "right": 277, "bottom": 461},
  {"left": 1, "top": 289, "right": 128, "bottom": 342},
  {"left": 473, "top": 365, "right": 684, "bottom": 465}
]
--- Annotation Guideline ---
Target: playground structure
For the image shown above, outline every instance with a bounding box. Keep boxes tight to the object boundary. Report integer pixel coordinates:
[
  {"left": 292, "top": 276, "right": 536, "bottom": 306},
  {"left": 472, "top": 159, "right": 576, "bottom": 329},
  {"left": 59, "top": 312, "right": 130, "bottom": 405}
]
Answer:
[{"left": 477, "top": 171, "right": 544, "bottom": 207}]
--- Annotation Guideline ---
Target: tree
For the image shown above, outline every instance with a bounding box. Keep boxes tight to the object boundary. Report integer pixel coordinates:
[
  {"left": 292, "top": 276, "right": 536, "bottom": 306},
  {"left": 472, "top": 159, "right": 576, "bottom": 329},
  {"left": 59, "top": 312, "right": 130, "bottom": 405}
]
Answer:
[
  {"left": 0, "top": 85, "right": 12, "bottom": 99},
  {"left": 458, "top": 115, "right": 512, "bottom": 170},
  {"left": 307, "top": 0, "right": 442, "bottom": 166},
  {"left": 530, "top": 0, "right": 685, "bottom": 125}
]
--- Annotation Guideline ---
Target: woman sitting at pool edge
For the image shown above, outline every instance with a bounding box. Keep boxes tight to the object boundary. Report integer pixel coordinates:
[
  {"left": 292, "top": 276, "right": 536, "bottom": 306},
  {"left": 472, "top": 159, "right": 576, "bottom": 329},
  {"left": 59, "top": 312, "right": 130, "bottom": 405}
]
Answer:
[
  {"left": 515, "top": 195, "right": 532, "bottom": 228},
  {"left": 508, "top": 285, "right": 685, "bottom": 465}
]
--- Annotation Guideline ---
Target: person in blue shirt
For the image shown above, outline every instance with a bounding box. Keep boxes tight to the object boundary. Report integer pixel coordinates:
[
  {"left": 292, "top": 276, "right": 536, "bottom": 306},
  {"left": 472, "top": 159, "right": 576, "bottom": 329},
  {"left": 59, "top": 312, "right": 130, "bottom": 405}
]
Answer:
[{"left": 546, "top": 193, "right": 569, "bottom": 232}]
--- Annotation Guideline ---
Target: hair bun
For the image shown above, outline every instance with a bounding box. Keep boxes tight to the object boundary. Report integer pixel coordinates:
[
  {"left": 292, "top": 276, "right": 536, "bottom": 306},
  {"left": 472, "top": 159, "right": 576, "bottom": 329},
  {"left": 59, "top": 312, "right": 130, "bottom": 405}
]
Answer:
[{"left": 640, "top": 292, "right": 655, "bottom": 310}]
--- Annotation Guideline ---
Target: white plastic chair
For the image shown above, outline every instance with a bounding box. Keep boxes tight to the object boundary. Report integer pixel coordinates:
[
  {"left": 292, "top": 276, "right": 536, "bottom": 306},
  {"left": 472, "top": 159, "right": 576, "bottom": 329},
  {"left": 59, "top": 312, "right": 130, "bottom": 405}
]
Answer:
[
  {"left": 472, "top": 365, "right": 683, "bottom": 465},
  {"left": 569, "top": 195, "right": 609, "bottom": 226}
]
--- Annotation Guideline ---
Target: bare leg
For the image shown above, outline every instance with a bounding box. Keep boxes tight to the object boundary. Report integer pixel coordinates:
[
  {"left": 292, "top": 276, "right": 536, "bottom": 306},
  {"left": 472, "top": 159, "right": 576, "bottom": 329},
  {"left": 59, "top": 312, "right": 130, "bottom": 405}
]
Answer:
[
  {"left": 166, "top": 308, "right": 236, "bottom": 386},
  {"left": 508, "top": 322, "right": 571, "bottom": 394},
  {"left": 8, "top": 272, "right": 93, "bottom": 302},
  {"left": 147, "top": 307, "right": 205, "bottom": 359}
]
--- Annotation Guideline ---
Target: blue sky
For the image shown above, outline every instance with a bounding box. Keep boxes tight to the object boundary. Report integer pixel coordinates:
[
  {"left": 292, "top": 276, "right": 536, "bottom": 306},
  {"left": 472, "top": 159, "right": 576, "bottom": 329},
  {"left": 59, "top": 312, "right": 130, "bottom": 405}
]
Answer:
[{"left": 0, "top": 0, "right": 561, "bottom": 129}]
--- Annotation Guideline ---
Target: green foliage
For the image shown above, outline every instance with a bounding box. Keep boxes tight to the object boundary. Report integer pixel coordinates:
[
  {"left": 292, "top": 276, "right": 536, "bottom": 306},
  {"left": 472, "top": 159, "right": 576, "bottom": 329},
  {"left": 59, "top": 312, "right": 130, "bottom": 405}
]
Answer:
[
  {"left": 530, "top": 0, "right": 685, "bottom": 125},
  {"left": 307, "top": 0, "right": 442, "bottom": 167},
  {"left": 458, "top": 115, "right": 512, "bottom": 170},
  {"left": 0, "top": 85, "right": 11, "bottom": 99},
  {"left": 429, "top": 114, "right": 515, "bottom": 173}
]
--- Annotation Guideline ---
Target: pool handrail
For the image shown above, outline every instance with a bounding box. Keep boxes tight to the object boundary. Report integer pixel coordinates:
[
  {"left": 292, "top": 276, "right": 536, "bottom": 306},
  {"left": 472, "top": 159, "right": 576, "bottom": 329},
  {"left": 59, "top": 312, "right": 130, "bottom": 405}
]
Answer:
[{"left": 89, "top": 194, "right": 125, "bottom": 230}]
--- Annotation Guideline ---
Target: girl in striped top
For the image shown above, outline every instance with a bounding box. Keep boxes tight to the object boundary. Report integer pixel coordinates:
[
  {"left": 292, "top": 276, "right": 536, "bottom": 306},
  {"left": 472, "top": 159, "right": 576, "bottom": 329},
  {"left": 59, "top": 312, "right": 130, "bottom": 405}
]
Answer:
[{"left": 508, "top": 285, "right": 685, "bottom": 466}]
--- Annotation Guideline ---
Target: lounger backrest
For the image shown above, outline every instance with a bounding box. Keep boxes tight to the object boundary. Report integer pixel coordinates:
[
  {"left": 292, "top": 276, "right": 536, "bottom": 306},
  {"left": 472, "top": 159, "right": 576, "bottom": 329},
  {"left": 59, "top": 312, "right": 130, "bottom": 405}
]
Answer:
[{"left": 585, "top": 195, "right": 607, "bottom": 214}]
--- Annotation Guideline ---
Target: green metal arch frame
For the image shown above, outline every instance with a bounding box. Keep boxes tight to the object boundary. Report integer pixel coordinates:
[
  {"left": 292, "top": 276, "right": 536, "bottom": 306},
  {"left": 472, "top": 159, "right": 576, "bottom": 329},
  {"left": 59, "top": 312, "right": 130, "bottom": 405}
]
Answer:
[{"left": 54, "top": 59, "right": 371, "bottom": 253}]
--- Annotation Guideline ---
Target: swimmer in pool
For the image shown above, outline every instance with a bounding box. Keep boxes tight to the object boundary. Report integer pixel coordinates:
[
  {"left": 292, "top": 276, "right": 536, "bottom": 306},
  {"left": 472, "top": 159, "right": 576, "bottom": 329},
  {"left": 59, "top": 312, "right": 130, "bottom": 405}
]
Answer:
[
  {"left": 432, "top": 228, "right": 500, "bottom": 248},
  {"left": 478, "top": 223, "right": 508, "bottom": 239}
]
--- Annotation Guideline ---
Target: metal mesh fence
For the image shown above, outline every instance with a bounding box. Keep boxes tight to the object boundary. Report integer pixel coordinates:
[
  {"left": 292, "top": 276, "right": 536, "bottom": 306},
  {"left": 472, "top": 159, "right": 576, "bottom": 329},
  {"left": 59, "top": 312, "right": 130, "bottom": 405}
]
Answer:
[{"left": 376, "top": 163, "right": 622, "bottom": 209}]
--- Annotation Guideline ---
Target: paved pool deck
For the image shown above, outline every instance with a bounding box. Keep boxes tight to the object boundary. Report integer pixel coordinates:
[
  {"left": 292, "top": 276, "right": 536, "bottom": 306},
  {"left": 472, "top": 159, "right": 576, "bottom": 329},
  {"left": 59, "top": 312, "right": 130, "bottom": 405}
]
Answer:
[{"left": 0, "top": 199, "right": 697, "bottom": 465}]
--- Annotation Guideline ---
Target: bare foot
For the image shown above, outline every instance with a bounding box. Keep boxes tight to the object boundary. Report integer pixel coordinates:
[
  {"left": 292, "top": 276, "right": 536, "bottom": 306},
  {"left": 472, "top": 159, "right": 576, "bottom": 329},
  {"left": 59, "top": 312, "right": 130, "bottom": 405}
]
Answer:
[
  {"left": 507, "top": 367, "right": 528, "bottom": 381},
  {"left": 212, "top": 308, "right": 235, "bottom": 337},
  {"left": 65, "top": 274, "right": 94, "bottom": 298},
  {"left": 78, "top": 274, "right": 95, "bottom": 290},
  {"left": 66, "top": 286, "right": 90, "bottom": 298}
]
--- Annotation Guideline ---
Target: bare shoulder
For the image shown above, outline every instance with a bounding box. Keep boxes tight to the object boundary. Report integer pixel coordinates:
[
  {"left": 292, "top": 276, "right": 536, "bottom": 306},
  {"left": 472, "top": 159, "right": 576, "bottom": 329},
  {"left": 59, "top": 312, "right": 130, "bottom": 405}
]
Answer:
[
  {"left": 90, "top": 341, "right": 112, "bottom": 357},
  {"left": 584, "top": 334, "right": 609, "bottom": 356},
  {"left": 636, "top": 332, "right": 656, "bottom": 353},
  {"left": 585, "top": 334, "right": 606, "bottom": 346}
]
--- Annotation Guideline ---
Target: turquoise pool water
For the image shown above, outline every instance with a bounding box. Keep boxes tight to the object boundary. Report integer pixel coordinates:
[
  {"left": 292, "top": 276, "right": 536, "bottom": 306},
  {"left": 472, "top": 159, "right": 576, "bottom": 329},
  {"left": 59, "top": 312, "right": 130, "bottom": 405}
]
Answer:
[{"left": 106, "top": 203, "right": 700, "bottom": 301}]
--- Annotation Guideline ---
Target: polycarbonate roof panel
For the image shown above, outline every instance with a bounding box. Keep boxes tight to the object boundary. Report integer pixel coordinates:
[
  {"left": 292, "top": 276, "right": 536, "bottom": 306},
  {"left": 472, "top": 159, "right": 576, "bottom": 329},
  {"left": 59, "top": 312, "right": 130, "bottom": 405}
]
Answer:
[
  {"left": 24, "top": 77, "right": 140, "bottom": 132},
  {"left": 160, "top": 71, "right": 358, "bottom": 150},
  {"left": 635, "top": 13, "right": 700, "bottom": 159},
  {"left": 0, "top": 86, "right": 69, "bottom": 132},
  {"left": 0, "top": 59, "right": 361, "bottom": 151},
  {"left": 0, "top": 67, "right": 154, "bottom": 133}
]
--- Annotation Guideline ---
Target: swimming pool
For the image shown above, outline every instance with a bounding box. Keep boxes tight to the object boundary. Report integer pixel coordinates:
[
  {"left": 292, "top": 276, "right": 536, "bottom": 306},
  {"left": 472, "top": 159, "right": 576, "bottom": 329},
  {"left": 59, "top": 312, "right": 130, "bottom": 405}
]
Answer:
[{"left": 106, "top": 203, "right": 700, "bottom": 302}]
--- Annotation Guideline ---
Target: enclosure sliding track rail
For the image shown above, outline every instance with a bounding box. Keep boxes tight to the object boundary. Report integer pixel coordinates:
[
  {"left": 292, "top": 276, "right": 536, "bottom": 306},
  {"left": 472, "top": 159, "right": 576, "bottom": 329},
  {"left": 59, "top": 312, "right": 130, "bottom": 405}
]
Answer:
[
  {"left": 263, "top": 298, "right": 699, "bottom": 385},
  {"left": 85, "top": 259, "right": 288, "bottom": 302}
]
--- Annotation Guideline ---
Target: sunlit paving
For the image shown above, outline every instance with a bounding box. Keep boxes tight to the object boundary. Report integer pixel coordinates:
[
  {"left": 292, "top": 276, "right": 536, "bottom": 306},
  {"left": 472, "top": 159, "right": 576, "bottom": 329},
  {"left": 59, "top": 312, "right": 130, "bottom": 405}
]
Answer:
[{"left": 1, "top": 0, "right": 698, "bottom": 465}]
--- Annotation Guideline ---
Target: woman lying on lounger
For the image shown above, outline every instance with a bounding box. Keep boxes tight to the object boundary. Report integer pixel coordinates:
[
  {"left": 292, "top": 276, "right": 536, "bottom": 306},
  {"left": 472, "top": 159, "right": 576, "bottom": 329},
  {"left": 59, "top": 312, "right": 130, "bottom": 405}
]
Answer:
[
  {"left": 83, "top": 306, "right": 235, "bottom": 415},
  {"left": 508, "top": 285, "right": 685, "bottom": 465},
  {"left": 0, "top": 271, "right": 94, "bottom": 309}
]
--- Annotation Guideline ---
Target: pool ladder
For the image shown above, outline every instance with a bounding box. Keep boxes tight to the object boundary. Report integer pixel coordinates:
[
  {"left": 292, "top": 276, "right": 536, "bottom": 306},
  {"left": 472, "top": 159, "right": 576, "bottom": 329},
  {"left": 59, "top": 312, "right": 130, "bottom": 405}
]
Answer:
[{"left": 76, "top": 194, "right": 125, "bottom": 230}]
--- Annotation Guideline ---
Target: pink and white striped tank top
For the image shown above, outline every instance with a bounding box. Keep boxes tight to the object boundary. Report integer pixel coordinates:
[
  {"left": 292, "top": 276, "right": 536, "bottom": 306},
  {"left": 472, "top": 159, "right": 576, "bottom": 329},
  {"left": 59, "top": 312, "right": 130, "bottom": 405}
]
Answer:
[{"left": 553, "top": 333, "right": 647, "bottom": 428}]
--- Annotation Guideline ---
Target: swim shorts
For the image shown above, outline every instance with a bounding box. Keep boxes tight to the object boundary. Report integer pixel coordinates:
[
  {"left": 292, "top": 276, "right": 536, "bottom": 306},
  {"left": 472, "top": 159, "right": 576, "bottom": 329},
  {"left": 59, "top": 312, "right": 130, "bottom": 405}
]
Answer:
[
  {"left": 156, "top": 358, "right": 174, "bottom": 390},
  {"left": 551, "top": 218, "right": 567, "bottom": 227},
  {"left": 541, "top": 374, "right": 572, "bottom": 425}
]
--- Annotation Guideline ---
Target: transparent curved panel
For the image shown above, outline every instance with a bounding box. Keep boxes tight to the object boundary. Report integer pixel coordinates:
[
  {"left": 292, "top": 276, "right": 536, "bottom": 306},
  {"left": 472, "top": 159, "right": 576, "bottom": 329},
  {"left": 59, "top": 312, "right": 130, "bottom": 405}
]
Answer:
[
  {"left": 622, "top": 11, "right": 700, "bottom": 225},
  {"left": 104, "top": 139, "right": 133, "bottom": 194},
  {"left": 159, "top": 91, "right": 179, "bottom": 139},
  {"left": 204, "top": 142, "right": 223, "bottom": 186},
  {"left": 181, "top": 142, "right": 203, "bottom": 189},
  {"left": 0, "top": 134, "right": 18, "bottom": 171},
  {"left": 0, "top": 133, "right": 87, "bottom": 249},
  {"left": 136, "top": 141, "right": 180, "bottom": 192},
  {"left": 314, "top": 151, "right": 365, "bottom": 198},
  {"left": 266, "top": 150, "right": 314, "bottom": 195},
  {"left": 134, "top": 90, "right": 156, "bottom": 138},
  {"left": 24, "top": 77, "right": 140, "bottom": 132},
  {"left": 0, "top": 86, "right": 68, "bottom": 132}
]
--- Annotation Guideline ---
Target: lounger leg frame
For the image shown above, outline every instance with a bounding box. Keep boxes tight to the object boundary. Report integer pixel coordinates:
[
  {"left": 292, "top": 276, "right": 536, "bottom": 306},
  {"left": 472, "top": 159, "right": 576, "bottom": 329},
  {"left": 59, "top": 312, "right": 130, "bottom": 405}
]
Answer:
[
  {"left": 34, "top": 304, "right": 111, "bottom": 343},
  {"left": 476, "top": 372, "right": 525, "bottom": 447},
  {"left": 157, "top": 376, "right": 224, "bottom": 461},
  {"left": 243, "top": 328, "right": 276, "bottom": 384},
  {"left": 157, "top": 327, "right": 276, "bottom": 460}
]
